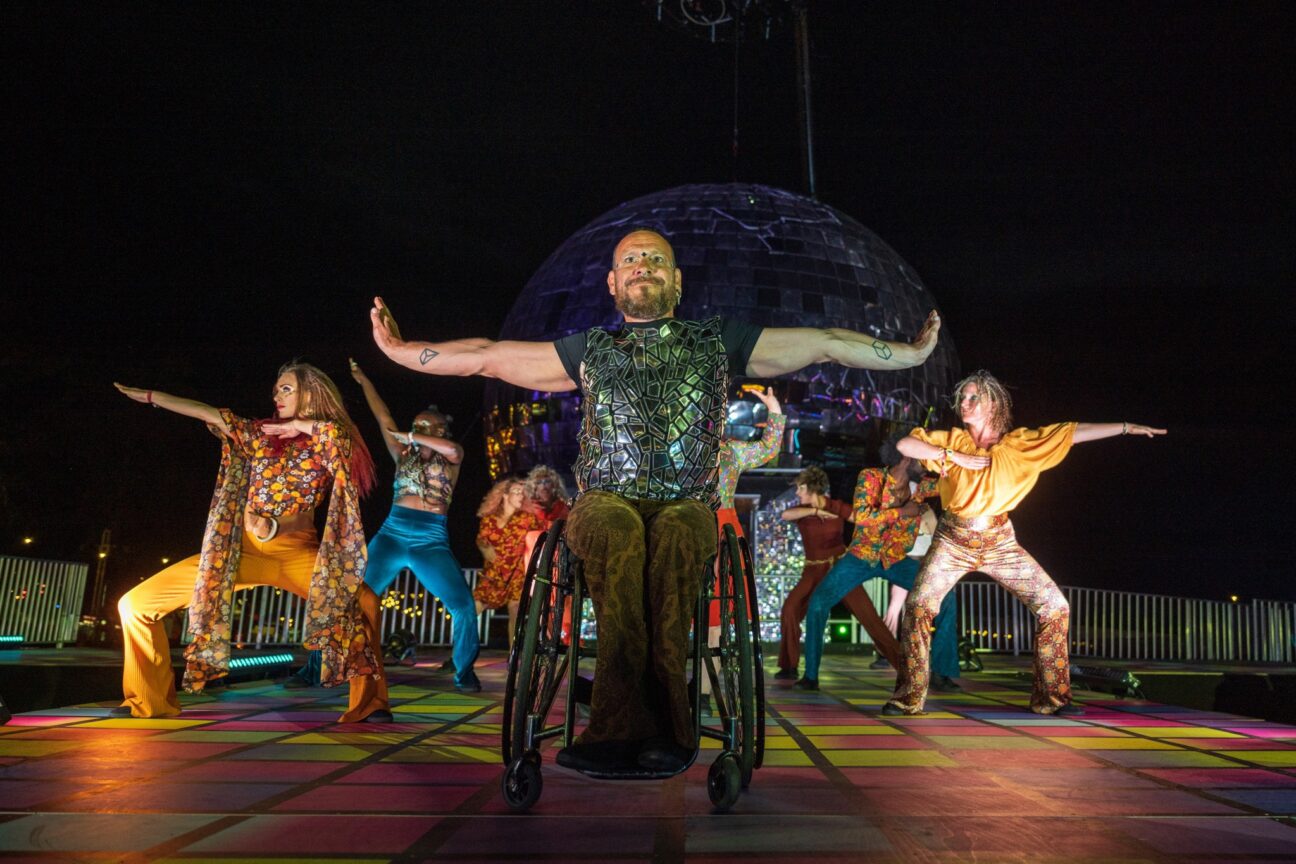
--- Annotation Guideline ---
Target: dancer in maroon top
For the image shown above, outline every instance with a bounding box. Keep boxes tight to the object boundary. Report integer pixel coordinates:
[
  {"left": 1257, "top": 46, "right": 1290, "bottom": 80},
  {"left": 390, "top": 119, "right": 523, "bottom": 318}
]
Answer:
[{"left": 775, "top": 467, "right": 854, "bottom": 679}]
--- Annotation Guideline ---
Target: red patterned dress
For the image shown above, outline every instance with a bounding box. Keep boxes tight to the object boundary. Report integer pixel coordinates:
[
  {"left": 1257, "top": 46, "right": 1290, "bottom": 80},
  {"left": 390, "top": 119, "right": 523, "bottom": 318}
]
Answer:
[{"left": 474, "top": 510, "right": 546, "bottom": 608}]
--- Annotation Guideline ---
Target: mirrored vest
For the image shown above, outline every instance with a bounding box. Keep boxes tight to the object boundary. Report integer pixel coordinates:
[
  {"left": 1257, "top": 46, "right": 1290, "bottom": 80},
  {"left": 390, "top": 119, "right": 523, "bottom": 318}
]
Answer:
[{"left": 572, "top": 317, "right": 728, "bottom": 505}]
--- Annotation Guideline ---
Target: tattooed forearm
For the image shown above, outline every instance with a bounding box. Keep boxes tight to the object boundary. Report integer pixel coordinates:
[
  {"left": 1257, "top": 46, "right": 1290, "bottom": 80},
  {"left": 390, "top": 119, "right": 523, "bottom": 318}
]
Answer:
[
  {"left": 419, "top": 348, "right": 439, "bottom": 365},
  {"left": 871, "top": 340, "right": 893, "bottom": 361}
]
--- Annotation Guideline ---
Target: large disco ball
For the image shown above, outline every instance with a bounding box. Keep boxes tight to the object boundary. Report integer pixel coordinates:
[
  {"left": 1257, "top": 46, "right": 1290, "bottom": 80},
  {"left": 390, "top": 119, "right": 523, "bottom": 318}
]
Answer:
[{"left": 482, "top": 182, "right": 960, "bottom": 478}]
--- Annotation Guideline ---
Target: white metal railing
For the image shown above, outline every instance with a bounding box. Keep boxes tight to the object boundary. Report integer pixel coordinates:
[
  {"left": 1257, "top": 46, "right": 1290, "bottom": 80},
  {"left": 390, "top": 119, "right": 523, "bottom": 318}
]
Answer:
[
  {"left": 218, "top": 567, "right": 1296, "bottom": 666},
  {"left": 751, "top": 571, "right": 1295, "bottom": 665},
  {"left": 0, "top": 555, "right": 88, "bottom": 645},
  {"left": 219, "top": 568, "right": 493, "bottom": 649}
]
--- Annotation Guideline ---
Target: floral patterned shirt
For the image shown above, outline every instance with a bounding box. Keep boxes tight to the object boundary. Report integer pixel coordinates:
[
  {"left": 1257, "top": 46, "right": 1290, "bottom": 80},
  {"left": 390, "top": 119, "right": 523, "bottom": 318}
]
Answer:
[
  {"left": 717, "top": 413, "right": 786, "bottom": 509},
  {"left": 185, "top": 410, "right": 376, "bottom": 693},
  {"left": 845, "top": 468, "right": 939, "bottom": 568}
]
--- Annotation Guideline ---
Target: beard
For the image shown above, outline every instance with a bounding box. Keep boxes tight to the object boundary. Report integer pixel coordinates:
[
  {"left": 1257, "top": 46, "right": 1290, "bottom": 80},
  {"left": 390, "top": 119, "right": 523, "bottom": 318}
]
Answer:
[{"left": 614, "top": 277, "right": 675, "bottom": 320}]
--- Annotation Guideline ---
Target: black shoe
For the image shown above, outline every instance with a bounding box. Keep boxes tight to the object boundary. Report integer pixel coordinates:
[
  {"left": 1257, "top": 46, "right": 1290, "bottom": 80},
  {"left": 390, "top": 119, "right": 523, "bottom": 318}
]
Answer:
[
  {"left": 793, "top": 677, "right": 819, "bottom": 691},
  {"left": 283, "top": 676, "right": 312, "bottom": 690},
  {"left": 438, "top": 657, "right": 456, "bottom": 673},
  {"left": 1053, "top": 703, "right": 1086, "bottom": 717},
  {"left": 455, "top": 670, "right": 482, "bottom": 693},
  {"left": 881, "top": 703, "right": 911, "bottom": 716},
  {"left": 555, "top": 739, "right": 639, "bottom": 772},
  {"left": 636, "top": 739, "right": 692, "bottom": 772},
  {"left": 869, "top": 656, "right": 892, "bottom": 670},
  {"left": 362, "top": 709, "right": 394, "bottom": 724},
  {"left": 773, "top": 668, "right": 797, "bottom": 681},
  {"left": 107, "top": 705, "right": 135, "bottom": 718},
  {"left": 930, "top": 675, "right": 962, "bottom": 693}
]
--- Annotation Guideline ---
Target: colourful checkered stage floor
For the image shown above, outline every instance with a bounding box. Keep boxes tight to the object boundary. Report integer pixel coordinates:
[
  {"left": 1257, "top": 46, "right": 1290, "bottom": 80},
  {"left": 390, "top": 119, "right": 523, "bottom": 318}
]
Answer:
[{"left": 2, "top": 652, "right": 1295, "bottom": 861}]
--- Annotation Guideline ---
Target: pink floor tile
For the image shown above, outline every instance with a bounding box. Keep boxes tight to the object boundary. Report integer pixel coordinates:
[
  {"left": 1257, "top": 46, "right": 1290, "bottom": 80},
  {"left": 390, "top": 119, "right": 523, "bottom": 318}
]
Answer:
[{"left": 274, "top": 783, "right": 477, "bottom": 812}]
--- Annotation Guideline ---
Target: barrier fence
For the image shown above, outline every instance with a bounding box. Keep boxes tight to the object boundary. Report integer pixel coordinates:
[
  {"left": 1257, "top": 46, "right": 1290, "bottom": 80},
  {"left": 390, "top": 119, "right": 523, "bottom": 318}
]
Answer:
[
  {"left": 189, "top": 569, "right": 1296, "bottom": 667},
  {"left": 0, "top": 555, "right": 88, "bottom": 645}
]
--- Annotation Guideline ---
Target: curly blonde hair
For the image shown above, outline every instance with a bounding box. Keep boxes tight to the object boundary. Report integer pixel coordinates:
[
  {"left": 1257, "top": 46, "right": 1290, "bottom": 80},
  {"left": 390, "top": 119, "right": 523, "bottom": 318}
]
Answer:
[
  {"left": 951, "top": 370, "right": 1014, "bottom": 435},
  {"left": 477, "top": 477, "right": 525, "bottom": 518}
]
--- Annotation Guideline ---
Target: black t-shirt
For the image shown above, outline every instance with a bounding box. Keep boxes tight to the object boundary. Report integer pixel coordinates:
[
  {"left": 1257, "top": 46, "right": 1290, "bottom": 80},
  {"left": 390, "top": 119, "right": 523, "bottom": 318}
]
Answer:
[{"left": 553, "top": 318, "right": 764, "bottom": 385}]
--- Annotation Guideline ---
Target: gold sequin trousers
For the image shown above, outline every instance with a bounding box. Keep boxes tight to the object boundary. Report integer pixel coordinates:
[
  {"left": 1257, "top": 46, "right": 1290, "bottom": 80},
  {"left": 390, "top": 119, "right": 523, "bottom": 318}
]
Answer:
[{"left": 887, "top": 514, "right": 1072, "bottom": 714}]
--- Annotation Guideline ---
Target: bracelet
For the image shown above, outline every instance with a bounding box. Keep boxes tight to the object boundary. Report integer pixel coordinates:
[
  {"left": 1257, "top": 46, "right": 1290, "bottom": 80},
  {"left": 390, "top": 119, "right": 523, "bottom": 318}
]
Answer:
[
  {"left": 252, "top": 516, "right": 279, "bottom": 543},
  {"left": 1121, "top": 421, "right": 1128, "bottom": 436},
  {"left": 938, "top": 447, "right": 951, "bottom": 477}
]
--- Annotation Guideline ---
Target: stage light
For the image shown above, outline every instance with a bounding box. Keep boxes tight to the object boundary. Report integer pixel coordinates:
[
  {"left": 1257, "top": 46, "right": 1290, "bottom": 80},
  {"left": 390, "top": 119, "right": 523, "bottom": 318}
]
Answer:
[
  {"left": 1230, "top": 595, "right": 1239, "bottom": 603},
  {"left": 228, "top": 651, "right": 294, "bottom": 670},
  {"left": 0, "top": 635, "right": 25, "bottom": 644},
  {"left": 161, "top": 557, "right": 170, "bottom": 564},
  {"left": 22, "top": 537, "right": 33, "bottom": 545},
  {"left": 97, "top": 551, "right": 107, "bottom": 559}
]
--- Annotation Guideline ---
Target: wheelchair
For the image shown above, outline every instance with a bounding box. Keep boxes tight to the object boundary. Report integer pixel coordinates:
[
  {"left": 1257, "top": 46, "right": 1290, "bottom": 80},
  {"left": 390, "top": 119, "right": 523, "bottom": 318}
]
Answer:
[{"left": 500, "top": 519, "right": 764, "bottom": 812}]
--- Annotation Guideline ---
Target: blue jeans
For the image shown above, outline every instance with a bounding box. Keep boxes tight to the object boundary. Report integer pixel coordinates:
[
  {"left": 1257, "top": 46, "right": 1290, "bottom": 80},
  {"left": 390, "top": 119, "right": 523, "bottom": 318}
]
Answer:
[
  {"left": 802, "top": 555, "right": 959, "bottom": 681},
  {"left": 366, "top": 506, "right": 479, "bottom": 686}
]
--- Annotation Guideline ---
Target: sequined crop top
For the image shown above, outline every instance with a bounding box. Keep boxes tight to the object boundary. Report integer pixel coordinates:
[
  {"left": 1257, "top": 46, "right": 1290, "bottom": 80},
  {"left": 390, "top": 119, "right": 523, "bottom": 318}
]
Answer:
[{"left": 392, "top": 446, "right": 455, "bottom": 508}]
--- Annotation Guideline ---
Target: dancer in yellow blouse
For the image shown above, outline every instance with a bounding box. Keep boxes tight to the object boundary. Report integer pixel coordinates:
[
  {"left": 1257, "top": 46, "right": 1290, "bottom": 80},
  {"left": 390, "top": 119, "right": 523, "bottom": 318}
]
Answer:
[
  {"left": 884, "top": 370, "right": 1165, "bottom": 716},
  {"left": 112, "top": 363, "right": 391, "bottom": 722}
]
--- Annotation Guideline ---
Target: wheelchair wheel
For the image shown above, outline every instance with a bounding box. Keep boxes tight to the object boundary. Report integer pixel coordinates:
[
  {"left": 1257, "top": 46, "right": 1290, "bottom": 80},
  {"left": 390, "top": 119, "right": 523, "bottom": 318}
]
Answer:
[
  {"left": 707, "top": 752, "right": 742, "bottom": 811},
  {"left": 737, "top": 534, "right": 766, "bottom": 771},
  {"left": 717, "top": 526, "right": 756, "bottom": 788},
  {"left": 502, "top": 755, "right": 543, "bottom": 812},
  {"left": 501, "top": 522, "right": 568, "bottom": 766}
]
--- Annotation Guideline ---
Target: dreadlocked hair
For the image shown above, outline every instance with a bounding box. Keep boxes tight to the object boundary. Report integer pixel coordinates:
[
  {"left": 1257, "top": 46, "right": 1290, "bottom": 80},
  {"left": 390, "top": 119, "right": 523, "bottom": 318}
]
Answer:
[
  {"left": 278, "top": 361, "right": 377, "bottom": 498},
  {"left": 951, "top": 370, "right": 1014, "bottom": 435}
]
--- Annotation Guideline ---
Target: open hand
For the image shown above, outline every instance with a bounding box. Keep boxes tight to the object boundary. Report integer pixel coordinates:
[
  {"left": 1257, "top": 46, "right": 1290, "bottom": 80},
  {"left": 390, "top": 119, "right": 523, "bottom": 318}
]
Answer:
[
  {"left": 883, "top": 604, "right": 902, "bottom": 637},
  {"left": 114, "top": 382, "right": 152, "bottom": 404},
  {"left": 950, "top": 450, "right": 990, "bottom": 471},
  {"left": 348, "top": 357, "right": 370, "bottom": 385},
  {"left": 910, "top": 310, "right": 941, "bottom": 361},
  {"left": 261, "top": 420, "right": 307, "bottom": 439},
  {"left": 370, "top": 296, "right": 404, "bottom": 353},
  {"left": 1127, "top": 423, "right": 1167, "bottom": 438},
  {"left": 750, "top": 386, "right": 782, "bottom": 416}
]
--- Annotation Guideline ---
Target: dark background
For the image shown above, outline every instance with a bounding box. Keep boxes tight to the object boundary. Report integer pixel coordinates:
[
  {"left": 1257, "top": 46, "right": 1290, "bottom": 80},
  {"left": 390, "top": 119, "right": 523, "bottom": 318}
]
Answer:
[{"left": 3, "top": 2, "right": 1292, "bottom": 609}]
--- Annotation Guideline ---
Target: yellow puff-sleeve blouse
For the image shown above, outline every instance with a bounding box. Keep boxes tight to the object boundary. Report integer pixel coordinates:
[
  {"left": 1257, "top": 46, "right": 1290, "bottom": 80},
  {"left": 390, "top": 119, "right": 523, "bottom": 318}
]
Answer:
[{"left": 912, "top": 422, "right": 1076, "bottom": 518}]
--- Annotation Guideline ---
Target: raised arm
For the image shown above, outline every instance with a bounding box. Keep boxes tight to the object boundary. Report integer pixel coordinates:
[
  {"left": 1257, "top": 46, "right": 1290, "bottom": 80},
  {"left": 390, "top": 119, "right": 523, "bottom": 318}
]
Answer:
[
  {"left": 348, "top": 359, "right": 403, "bottom": 460},
  {"left": 370, "top": 297, "right": 576, "bottom": 392},
  {"left": 745, "top": 310, "right": 941, "bottom": 377},
  {"left": 1072, "top": 422, "right": 1166, "bottom": 444},
  {"left": 114, "top": 383, "right": 230, "bottom": 437}
]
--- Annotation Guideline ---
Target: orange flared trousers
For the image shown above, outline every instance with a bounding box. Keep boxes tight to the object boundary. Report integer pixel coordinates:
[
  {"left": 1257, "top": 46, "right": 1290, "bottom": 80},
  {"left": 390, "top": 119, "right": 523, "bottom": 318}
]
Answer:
[{"left": 116, "top": 528, "right": 388, "bottom": 721}]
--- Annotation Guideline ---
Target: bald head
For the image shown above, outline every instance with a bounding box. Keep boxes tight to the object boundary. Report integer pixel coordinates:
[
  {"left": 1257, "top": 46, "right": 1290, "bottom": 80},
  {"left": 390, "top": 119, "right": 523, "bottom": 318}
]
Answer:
[{"left": 606, "top": 230, "right": 682, "bottom": 322}]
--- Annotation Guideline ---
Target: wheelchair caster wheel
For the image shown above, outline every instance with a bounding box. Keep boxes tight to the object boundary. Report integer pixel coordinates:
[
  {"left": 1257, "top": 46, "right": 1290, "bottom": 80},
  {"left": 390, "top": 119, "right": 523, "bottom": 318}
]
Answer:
[
  {"left": 502, "top": 755, "right": 543, "bottom": 811},
  {"left": 707, "top": 752, "right": 741, "bottom": 811}
]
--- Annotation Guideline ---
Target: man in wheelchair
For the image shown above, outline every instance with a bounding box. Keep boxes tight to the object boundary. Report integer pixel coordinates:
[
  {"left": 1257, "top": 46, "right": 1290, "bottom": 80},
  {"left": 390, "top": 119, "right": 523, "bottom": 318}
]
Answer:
[{"left": 369, "top": 228, "right": 941, "bottom": 772}]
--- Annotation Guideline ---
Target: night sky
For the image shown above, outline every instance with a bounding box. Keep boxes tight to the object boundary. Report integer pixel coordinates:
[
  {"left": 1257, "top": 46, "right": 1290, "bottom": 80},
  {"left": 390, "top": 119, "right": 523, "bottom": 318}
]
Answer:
[{"left": 4, "top": 2, "right": 1292, "bottom": 608}]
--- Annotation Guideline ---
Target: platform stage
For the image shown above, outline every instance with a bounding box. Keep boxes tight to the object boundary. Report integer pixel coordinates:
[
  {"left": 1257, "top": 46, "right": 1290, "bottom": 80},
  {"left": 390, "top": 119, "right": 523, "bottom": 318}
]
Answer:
[{"left": 2, "top": 652, "right": 1294, "bottom": 861}]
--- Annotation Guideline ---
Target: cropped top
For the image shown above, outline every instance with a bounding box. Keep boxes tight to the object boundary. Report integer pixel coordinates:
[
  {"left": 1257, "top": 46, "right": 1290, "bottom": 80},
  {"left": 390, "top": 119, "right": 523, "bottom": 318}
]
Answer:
[
  {"left": 184, "top": 410, "right": 377, "bottom": 694},
  {"left": 392, "top": 445, "right": 455, "bottom": 508}
]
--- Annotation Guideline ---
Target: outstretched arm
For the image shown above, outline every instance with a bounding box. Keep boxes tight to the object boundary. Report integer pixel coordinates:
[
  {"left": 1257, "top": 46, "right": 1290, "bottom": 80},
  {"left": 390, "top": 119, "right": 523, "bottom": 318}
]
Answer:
[
  {"left": 745, "top": 310, "right": 940, "bottom": 377},
  {"left": 114, "top": 383, "right": 230, "bottom": 436},
  {"left": 1073, "top": 422, "right": 1166, "bottom": 444},
  {"left": 370, "top": 297, "right": 576, "bottom": 392}
]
